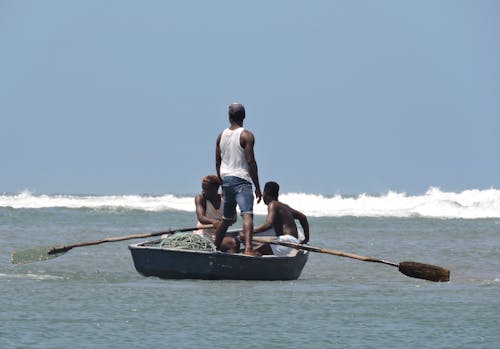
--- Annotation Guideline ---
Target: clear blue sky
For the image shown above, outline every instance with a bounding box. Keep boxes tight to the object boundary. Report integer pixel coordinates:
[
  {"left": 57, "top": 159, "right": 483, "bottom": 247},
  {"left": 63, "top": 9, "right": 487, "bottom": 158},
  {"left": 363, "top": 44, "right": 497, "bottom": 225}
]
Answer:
[{"left": 1, "top": 1, "right": 499, "bottom": 195}]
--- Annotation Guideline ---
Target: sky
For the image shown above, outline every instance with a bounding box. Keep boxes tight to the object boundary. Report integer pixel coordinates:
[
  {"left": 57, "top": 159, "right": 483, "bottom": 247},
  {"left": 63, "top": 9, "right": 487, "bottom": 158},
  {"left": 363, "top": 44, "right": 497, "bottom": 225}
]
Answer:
[{"left": 1, "top": 1, "right": 499, "bottom": 196}]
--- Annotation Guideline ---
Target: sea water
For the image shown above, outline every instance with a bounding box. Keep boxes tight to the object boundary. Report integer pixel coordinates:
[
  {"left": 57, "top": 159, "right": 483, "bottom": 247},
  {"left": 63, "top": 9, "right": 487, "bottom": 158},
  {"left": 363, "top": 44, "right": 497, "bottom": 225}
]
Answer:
[{"left": 0, "top": 189, "right": 499, "bottom": 348}]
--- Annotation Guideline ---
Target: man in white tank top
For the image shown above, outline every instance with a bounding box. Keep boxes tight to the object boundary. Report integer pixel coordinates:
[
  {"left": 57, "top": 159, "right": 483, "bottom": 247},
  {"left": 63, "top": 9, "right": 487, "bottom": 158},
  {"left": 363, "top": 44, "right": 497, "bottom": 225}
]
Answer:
[{"left": 214, "top": 103, "right": 262, "bottom": 257}]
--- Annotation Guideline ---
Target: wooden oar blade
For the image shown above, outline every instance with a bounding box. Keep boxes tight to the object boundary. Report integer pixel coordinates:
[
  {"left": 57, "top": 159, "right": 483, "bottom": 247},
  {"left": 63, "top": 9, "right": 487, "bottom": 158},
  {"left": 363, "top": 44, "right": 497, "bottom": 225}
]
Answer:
[
  {"left": 398, "top": 261, "right": 450, "bottom": 282},
  {"left": 11, "top": 246, "right": 70, "bottom": 265}
]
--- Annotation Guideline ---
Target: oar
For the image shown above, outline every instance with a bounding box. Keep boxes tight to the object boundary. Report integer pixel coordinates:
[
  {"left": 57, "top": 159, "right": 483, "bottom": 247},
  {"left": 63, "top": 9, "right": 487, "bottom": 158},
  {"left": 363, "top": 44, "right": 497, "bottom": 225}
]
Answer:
[
  {"left": 253, "top": 237, "right": 450, "bottom": 282},
  {"left": 11, "top": 224, "right": 214, "bottom": 265}
]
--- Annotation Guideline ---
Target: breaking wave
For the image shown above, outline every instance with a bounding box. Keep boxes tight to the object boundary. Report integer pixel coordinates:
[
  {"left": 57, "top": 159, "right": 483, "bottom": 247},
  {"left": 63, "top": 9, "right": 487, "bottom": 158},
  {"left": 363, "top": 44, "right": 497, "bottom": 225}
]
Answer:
[{"left": 1, "top": 187, "right": 499, "bottom": 219}]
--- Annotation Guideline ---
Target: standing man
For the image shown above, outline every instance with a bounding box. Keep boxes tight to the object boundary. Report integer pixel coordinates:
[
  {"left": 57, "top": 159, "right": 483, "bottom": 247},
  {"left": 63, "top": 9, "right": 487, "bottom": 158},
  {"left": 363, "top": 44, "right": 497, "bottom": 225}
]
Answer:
[{"left": 214, "top": 103, "right": 262, "bottom": 256}]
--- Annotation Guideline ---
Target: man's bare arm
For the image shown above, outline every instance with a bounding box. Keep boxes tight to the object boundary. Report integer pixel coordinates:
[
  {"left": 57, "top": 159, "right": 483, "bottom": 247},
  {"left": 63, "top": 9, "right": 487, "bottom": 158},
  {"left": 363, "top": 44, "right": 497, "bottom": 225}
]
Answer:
[
  {"left": 215, "top": 133, "right": 222, "bottom": 179},
  {"left": 241, "top": 130, "right": 262, "bottom": 202},
  {"left": 254, "top": 203, "right": 278, "bottom": 234},
  {"left": 195, "top": 195, "right": 206, "bottom": 222},
  {"left": 195, "top": 196, "right": 221, "bottom": 227}
]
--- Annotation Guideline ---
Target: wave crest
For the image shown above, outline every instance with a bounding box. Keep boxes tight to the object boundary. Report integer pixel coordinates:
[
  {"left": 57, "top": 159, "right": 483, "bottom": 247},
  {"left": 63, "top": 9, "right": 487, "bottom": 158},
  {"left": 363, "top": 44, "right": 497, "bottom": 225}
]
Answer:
[{"left": 1, "top": 187, "right": 499, "bottom": 219}]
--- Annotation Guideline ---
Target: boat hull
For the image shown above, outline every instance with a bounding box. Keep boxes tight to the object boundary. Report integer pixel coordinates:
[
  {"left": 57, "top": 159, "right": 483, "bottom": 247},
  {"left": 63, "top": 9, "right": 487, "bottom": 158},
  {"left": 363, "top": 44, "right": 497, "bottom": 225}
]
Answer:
[{"left": 128, "top": 241, "right": 308, "bottom": 280}]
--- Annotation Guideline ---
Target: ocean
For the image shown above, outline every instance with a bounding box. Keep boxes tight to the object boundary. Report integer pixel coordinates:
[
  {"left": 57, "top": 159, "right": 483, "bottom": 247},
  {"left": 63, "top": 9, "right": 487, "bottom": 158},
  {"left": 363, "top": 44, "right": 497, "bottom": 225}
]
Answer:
[{"left": 1, "top": 188, "right": 499, "bottom": 348}]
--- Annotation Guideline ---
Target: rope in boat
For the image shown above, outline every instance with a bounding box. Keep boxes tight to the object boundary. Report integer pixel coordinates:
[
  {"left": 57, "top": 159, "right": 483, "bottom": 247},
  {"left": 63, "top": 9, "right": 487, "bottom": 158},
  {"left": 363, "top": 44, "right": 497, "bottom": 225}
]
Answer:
[{"left": 159, "top": 232, "right": 216, "bottom": 251}]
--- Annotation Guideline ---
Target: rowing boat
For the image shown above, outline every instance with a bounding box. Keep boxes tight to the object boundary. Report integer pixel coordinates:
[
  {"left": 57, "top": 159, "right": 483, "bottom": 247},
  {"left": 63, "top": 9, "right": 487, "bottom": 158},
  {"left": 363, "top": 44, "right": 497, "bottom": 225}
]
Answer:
[{"left": 128, "top": 239, "right": 308, "bottom": 280}]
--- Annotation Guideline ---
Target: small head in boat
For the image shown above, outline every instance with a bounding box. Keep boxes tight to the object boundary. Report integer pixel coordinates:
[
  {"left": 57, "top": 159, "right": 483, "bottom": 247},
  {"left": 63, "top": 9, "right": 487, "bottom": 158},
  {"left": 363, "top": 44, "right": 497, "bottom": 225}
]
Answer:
[
  {"left": 263, "top": 181, "right": 280, "bottom": 205},
  {"left": 202, "top": 175, "right": 221, "bottom": 196}
]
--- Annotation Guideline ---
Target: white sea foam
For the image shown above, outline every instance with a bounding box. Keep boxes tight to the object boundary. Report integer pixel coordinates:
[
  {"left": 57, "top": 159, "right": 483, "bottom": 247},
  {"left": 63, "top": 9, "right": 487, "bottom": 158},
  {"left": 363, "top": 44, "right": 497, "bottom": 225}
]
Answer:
[
  {"left": 1, "top": 187, "right": 499, "bottom": 219},
  {"left": 0, "top": 190, "right": 193, "bottom": 212},
  {"left": 0, "top": 273, "right": 65, "bottom": 281}
]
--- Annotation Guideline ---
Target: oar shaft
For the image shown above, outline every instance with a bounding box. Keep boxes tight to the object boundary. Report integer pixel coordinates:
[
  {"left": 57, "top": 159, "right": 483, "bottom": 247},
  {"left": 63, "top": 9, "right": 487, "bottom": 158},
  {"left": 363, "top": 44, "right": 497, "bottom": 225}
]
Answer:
[
  {"left": 12, "top": 224, "right": 216, "bottom": 265},
  {"left": 313, "top": 247, "right": 399, "bottom": 267},
  {"left": 252, "top": 237, "right": 399, "bottom": 267},
  {"left": 49, "top": 224, "right": 215, "bottom": 253}
]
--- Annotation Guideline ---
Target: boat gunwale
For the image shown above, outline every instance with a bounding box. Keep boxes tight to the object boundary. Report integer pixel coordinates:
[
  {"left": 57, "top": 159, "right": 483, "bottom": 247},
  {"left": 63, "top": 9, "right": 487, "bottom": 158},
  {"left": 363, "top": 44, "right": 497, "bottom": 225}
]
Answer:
[{"left": 128, "top": 240, "right": 308, "bottom": 259}]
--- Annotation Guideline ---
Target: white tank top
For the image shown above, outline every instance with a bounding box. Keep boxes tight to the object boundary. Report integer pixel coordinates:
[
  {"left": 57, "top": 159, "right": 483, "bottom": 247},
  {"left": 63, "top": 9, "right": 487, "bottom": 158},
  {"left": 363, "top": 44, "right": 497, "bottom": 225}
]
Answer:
[{"left": 219, "top": 127, "right": 252, "bottom": 183}]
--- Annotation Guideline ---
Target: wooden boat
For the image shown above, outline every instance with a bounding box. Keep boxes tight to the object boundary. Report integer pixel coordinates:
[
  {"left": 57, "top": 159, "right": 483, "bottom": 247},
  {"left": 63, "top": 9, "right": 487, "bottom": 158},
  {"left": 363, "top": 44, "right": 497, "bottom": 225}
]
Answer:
[{"left": 128, "top": 239, "right": 308, "bottom": 280}]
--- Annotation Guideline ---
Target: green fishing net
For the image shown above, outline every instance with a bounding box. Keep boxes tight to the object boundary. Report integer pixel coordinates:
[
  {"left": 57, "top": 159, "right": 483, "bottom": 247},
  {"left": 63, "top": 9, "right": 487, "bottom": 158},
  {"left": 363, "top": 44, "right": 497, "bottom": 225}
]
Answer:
[{"left": 159, "top": 233, "right": 216, "bottom": 251}]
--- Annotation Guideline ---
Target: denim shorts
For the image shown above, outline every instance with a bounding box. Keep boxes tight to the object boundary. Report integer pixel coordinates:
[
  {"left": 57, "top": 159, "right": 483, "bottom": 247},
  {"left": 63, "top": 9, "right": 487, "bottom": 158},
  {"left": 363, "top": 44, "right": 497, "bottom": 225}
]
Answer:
[{"left": 222, "top": 176, "right": 254, "bottom": 219}]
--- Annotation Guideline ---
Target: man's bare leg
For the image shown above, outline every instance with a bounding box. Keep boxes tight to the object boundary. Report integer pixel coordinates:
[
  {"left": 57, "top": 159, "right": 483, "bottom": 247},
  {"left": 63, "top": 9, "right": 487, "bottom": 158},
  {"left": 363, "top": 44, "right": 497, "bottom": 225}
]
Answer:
[
  {"left": 242, "top": 213, "right": 261, "bottom": 256},
  {"left": 214, "top": 220, "right": 230, "bottom": 251}
]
